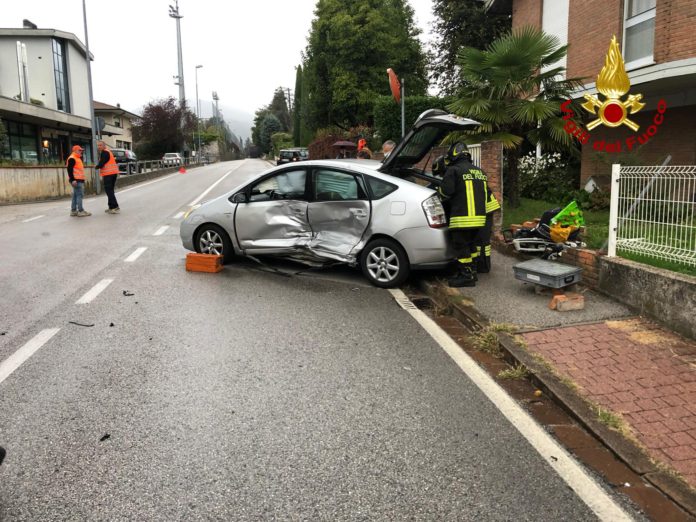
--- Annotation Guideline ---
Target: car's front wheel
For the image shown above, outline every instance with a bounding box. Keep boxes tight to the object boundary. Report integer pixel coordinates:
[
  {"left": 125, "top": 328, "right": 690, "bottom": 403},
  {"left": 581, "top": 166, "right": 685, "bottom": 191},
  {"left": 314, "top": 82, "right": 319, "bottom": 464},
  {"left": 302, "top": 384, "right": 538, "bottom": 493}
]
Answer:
[
  {"left": 195, "top": 224, "right": 234, "bottom": 263},
  {"left": 360, "top": 238, "right": 410, "bottom": 288}
]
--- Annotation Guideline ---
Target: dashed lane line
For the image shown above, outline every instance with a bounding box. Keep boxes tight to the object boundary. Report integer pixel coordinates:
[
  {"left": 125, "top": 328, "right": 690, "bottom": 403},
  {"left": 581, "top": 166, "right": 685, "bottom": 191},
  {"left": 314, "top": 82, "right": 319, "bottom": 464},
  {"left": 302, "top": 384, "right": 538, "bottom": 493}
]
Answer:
[
  {"left": 388, "top": 288, "right": 634, "bottom": 522},
  {"left": 22, "top": 215, "right": 45, "bottom": 223},
  {"left": 125, "top": 247, "right": 147, "bottom": 263},
  {"left": 0, "top": 328, "right": 61, "bottom": 385},
  {"left": 76, "top": 279, "right": 114, "bottom": 304},
  {"left": 153, "top": 226, "right": 169, "bottom": 236}
]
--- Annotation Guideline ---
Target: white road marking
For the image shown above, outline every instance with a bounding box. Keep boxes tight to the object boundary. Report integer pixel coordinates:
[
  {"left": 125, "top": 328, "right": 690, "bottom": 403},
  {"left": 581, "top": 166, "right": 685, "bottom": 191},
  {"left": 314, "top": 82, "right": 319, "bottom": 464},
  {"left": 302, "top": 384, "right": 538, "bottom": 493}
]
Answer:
[
  {"left": 0, "top": 328, "right": 61, "bottom": 385},
  {"left": 117, "top": 172, "right": 180, "bottom": 194},
  {"left": 153, "top": 225, "right": 169, "bottom": 236},
  {"left": 188, "top": 161, "right": 245, "bottom": 206},
  {"left": 125, "top": 247, "right": 147, "bottom": 263},
  {"left": 388, "top": 288, "right": 633, "bottom": 522},
  {"left": 22, "top": 215, "right": 45, "bottom": 223},
  {"left": 76, "top": 279, "right": 114, "bottom": 304},
  {"left": 173, "top": 212, "right": 185, "bottom": 219}
]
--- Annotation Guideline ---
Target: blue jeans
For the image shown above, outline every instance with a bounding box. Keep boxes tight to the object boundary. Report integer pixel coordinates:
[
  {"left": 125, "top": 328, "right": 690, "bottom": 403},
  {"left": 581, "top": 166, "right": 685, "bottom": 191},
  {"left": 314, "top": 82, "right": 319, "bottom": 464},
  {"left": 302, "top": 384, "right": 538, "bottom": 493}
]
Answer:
[{"left": 71, "top": 182, "right": 85, "bottom": 212}]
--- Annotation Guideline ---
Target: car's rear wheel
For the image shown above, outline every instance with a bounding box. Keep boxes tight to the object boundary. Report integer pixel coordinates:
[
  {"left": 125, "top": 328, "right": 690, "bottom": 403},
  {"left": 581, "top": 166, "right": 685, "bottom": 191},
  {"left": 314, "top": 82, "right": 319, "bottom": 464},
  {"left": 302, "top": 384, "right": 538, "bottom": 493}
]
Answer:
[
  {"left": 195, "top": 224, "right": 234, "bottom": 263},
  {"left": 360, "top": 238, "right": 409, "bottom": 288}
]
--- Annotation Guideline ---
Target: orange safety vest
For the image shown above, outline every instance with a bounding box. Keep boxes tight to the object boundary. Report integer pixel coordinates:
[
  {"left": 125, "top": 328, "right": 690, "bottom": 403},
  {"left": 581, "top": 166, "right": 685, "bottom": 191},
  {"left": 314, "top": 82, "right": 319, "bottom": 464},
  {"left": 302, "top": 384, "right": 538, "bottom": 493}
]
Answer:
[
  {"left": 99, "top": 149, "right": 119, "bottom": 177},
  {"left": 66, "top": 153, "right": 85, "bottom": 181}
]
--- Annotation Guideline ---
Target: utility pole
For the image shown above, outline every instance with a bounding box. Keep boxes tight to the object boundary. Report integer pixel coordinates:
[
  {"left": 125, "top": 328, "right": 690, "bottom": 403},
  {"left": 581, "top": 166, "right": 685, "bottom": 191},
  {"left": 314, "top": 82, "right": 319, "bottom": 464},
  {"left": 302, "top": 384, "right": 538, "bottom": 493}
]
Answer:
[
  {"left": 82, "top": 0, "right": 100, "bottom": 193},
  {"left": 212, "top": 91, "right": 221, "bottom": 157},
  {"left": 195, "top": 65, "right": 202, "bottom": 161},
  {"left": 169, "top": 1, "right": 186, "bottom": 157}
]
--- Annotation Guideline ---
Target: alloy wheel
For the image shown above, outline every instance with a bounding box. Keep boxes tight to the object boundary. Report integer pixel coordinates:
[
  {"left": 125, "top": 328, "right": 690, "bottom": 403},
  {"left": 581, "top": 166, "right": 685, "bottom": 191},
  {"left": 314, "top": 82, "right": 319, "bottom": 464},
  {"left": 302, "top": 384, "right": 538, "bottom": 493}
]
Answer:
[
  {"left": 199, "top": 229, "right": 224, "bottom": 255},
  {"left": 366, "top": 246, "right": 400, "bottom": 283}
]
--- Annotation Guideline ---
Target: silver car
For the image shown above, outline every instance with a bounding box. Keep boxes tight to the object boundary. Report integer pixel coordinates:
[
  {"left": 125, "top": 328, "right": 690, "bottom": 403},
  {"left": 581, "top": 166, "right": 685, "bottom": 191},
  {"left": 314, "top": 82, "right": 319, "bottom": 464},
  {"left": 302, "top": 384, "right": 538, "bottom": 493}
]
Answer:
[{"left": 180, "top": 110, "right": 479, "bottom": 288}]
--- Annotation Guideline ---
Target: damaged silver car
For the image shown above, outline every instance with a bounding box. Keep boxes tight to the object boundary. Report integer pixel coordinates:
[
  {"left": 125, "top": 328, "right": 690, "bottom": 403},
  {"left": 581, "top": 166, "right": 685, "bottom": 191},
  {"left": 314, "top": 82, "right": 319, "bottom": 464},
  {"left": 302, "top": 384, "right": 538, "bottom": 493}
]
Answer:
[{"left": 180, "top": 110, "right": 479, "bottom": 288}]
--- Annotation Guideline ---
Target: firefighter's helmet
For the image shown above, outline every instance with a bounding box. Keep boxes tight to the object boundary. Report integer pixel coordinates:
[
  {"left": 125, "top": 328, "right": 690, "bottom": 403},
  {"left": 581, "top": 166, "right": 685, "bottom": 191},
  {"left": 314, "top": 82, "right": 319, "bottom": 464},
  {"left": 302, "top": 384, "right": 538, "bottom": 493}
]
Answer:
[{"left": 446, "top": 142, "right": 469, "bottom": 163}]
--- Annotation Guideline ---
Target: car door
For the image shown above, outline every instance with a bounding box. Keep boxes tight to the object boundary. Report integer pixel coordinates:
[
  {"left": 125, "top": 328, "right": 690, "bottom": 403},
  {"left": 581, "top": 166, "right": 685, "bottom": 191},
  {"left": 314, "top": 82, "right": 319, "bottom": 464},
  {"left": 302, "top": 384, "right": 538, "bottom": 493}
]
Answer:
[
  {"left": 307, "top": 168, "right": 370, "bottom": 258},
  {"left": 234, "top": 168, "right": 311, "bottom": 254}
]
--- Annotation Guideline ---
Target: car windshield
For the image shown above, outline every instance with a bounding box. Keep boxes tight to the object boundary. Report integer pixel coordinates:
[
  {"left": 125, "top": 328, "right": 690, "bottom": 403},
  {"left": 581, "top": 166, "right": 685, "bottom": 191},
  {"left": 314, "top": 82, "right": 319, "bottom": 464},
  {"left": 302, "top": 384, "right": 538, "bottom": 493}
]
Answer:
[
  {"left": 280, "top": 151, "right": 293, "bottom": 158},
  {"left": 113, "top": 150, "right": 126, "bottom": 158}
]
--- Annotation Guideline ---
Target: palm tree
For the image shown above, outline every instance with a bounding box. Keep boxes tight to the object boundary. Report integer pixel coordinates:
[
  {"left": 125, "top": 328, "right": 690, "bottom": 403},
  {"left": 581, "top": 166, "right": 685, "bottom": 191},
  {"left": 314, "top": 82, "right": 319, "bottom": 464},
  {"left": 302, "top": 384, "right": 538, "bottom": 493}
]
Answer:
[{"left": 447, "top": 26, "right": 583, "bottom": 207}]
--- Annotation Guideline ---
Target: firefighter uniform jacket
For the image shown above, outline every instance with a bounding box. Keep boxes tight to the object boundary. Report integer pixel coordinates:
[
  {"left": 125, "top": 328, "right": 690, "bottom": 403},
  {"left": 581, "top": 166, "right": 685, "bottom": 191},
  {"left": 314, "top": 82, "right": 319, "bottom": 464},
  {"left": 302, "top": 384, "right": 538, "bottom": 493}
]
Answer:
[{"left": 437, "top": 159, "right": 488, "bottom": 228}]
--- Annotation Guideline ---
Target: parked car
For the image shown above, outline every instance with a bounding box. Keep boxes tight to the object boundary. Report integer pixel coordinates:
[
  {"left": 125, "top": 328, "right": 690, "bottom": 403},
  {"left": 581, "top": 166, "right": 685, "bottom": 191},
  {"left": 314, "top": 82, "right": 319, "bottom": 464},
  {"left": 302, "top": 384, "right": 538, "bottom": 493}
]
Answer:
[
  {"left": 277, "top": 148, "right": 308, "bottom": 166},
  {"left": 111, "top": 148, "right": 139, "bottom": 174},
  {"left": 162, "top": 152, "right": 183, "bottom": 166},
  {"left": 180, "top": 110, "right": 479, "bottom": 288}
]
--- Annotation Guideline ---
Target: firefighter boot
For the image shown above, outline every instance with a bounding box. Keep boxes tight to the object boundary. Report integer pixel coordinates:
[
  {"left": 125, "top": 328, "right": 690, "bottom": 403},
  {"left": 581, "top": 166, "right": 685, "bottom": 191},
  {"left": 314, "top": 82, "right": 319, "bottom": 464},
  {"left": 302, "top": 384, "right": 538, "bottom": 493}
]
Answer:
[
  {"left": 476, "top": 254, "right": 491, "bottom": 274},
  {"left": 448, "top": 265, "right": 476, "bottom": 288}
]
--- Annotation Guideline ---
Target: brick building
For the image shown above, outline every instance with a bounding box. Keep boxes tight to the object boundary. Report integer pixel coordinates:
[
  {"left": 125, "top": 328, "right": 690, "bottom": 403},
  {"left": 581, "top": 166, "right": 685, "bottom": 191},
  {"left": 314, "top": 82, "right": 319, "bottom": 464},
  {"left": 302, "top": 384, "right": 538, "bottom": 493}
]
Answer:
[{"left": 487, "top": 0, "right": 696, "bottom": 184}]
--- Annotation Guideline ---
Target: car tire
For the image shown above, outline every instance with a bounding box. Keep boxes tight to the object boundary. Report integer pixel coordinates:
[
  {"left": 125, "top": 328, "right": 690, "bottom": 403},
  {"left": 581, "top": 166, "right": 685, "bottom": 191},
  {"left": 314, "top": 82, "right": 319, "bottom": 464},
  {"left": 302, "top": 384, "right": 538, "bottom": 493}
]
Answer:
[
  {"left": 195, "top": 224, "right": 234, "bottom": 263},
  {"left": 360, "top": 238, "right": 410, "bottom": 288}
]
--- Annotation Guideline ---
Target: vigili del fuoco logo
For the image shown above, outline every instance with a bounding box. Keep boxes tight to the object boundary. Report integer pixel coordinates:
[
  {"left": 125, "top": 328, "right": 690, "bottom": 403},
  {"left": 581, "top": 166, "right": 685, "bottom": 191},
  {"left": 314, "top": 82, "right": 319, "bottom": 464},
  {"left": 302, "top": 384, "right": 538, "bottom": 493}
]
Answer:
[{"left": 561, "top": 36, "right": 667, "bottom": 153}]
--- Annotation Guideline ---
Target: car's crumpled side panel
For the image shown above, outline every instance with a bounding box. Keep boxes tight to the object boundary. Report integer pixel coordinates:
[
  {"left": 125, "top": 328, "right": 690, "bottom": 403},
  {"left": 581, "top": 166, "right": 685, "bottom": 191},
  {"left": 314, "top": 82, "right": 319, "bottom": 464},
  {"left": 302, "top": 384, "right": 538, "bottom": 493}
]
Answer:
[
  {"left": 307, "top": 201, "right": 370, "bottom": 257},
  {"left": 236, "top": 201, "right": 312, "bottom": 250}
]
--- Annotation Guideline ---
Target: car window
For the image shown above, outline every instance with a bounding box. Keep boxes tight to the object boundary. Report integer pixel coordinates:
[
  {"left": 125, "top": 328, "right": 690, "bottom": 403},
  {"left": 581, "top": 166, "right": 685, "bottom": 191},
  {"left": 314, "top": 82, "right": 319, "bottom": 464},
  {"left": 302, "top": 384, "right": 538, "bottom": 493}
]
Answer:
[
  {"left": 113, "top": 150, "right": 125, "bottom": 158},
  {"left": 313, "top": 169, "right": 366, "bottom": 201},
  {"left": 280, "top": 151, "right": 293, "bottom": 159},
  {"left": 250, "top": 169, "right": 307, "bottom": 201},
  {"left": 365, "top": 176, "right": 398, "bottom": 199}
]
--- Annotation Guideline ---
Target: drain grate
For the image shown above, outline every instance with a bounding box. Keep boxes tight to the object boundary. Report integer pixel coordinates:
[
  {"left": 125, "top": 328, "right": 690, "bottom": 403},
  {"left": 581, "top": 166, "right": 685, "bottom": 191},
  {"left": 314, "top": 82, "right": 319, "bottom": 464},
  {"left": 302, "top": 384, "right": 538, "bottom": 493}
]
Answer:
[{"left": 394, "top": 295, "right": 418, "bottom": 311}]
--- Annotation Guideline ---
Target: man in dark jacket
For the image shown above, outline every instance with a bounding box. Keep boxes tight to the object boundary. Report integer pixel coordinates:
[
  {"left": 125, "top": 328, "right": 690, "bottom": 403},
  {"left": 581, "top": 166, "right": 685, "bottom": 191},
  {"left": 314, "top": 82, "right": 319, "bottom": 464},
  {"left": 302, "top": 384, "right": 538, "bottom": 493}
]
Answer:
[{"left": 437, "top": 143, "right": 488, "bottom": 287}]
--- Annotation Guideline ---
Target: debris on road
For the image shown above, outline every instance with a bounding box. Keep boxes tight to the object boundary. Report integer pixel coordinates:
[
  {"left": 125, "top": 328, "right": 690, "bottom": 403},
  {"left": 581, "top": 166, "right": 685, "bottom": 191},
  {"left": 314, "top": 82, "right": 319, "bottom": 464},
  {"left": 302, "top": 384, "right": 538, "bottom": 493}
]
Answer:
[
  {"left": 99, "top": 434, "right": 110, "bottom": 442},
  {"left": 185, "top": 253, "right": 223, "bottom": 273},
  {"left": 109, "top": 323, "right": 115, "bottom": 327},
  {"left": 68, "top": 321, "right": 95, "bottom": 327},
  {"left": 122, "top": 290, "right": 135, "bottom": 297}
]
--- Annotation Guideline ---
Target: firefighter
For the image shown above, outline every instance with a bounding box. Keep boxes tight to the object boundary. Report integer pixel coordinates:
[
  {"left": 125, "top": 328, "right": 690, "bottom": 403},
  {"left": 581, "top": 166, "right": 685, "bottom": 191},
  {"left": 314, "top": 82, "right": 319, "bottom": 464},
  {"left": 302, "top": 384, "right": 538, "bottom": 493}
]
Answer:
[
  {"left": 475, "top": 189, "right": 501, "bottom": 273},
  {"left": 437, "top": 143, "right": 488, "bottom": 287}
]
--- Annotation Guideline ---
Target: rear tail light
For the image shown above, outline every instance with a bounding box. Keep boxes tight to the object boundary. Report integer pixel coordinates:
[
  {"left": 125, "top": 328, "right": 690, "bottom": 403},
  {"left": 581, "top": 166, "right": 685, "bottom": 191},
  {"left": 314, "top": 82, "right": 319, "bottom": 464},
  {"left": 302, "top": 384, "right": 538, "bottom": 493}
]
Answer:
[{"left": 422, "top": 194, "right": 447, "bottom": 228}]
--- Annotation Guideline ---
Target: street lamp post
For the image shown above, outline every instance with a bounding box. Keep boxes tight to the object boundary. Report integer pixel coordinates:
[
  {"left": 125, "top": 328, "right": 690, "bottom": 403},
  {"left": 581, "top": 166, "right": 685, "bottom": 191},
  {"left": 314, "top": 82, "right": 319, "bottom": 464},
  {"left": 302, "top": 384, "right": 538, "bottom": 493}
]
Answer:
[
  {"left": 169, "top": 1, "right": 186, "bottom": 158},
  {"left": 81, "top": 0, "right": 100, "bottom": 193},
  {"left": 195, "top": 65, "right": 202, "bottom": 162}
]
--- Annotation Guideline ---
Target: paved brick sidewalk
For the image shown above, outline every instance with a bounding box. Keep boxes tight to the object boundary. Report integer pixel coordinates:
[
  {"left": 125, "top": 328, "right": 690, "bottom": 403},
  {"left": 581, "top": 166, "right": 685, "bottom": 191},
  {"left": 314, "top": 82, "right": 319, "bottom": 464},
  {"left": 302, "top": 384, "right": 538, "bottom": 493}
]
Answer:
[{"left": 521, "top": 318, "right": 696, "bottom": 487}]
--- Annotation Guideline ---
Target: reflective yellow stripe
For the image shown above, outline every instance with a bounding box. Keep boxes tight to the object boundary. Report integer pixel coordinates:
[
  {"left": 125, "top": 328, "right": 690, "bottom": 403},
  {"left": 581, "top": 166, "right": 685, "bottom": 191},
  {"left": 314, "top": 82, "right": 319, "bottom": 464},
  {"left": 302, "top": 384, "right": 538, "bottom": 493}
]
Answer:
[
  {"left": 471, "top": 250, "right": 480, "bottom": 258},
  {"left": 465, "top": 180, "right": 474, "bottom": 217},
  {"left": 486, "top": 192, "right": 501, "bottom": 213},
  {"left": 450, "top": 216, "right": 486, "bottom": 228},
  {"left": 485, "top": 245, "right": 491, "bottom": 255},
  {"left": 457, "top": 257, "right": 472, "bottom": 264}
]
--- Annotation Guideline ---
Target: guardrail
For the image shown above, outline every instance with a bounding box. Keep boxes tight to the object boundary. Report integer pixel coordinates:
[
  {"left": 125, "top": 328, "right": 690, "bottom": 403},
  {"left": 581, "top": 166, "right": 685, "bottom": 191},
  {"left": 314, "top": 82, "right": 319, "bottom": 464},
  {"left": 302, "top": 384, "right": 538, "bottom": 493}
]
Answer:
[{"left": 117, "top": 156, "right": 218, "bottom": 175}]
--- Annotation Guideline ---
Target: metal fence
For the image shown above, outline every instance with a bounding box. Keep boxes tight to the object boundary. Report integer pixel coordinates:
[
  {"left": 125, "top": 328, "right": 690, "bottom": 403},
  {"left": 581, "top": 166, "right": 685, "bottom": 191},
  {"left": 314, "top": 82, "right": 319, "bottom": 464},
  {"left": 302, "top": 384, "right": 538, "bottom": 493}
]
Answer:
[{"left": 608, "top": 164, "right": 696, "bottom": 267}]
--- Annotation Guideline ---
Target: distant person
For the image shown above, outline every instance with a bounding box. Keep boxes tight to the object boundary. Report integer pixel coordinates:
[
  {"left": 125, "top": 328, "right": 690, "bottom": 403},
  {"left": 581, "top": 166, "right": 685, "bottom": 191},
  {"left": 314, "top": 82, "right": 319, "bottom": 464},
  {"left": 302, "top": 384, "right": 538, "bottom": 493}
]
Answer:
[
  {"left": 381, "top": 140, "right": 396, "bottom": 158},
  {"left": 357, "top": 148, "right": 373, "bottom": 159},
  {"left": 66, "top": 145, "right": 91, "bottom": 217},
  {"left": 96, "top": 141, "right": 120, "bottom": 213}
]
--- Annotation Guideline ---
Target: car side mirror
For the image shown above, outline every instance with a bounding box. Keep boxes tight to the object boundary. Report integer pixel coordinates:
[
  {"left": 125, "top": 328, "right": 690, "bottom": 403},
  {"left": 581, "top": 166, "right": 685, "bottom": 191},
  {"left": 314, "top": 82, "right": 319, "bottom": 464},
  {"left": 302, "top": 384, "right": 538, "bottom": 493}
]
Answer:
[{"left": 231, "top": 192, "right": 247, "bottom": 203}]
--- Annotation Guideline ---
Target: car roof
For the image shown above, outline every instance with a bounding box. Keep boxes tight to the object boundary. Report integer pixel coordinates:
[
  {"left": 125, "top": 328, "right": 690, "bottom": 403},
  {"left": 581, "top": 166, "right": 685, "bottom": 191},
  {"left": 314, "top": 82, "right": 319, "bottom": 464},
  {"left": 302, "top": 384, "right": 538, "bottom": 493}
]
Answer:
[{"left": 267, "top": 159, "right": 434, "bottom": 193}]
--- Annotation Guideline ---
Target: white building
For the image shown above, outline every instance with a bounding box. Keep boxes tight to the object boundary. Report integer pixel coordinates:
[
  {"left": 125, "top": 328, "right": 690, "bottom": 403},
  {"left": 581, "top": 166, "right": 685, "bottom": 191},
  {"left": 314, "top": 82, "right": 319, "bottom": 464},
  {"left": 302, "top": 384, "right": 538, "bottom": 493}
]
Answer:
[
  {"left": 0, "top": 23, "right": 95, "bottom": 164},
  {"left": 94, "top": 101, "right": 139, "bottom": 151}
]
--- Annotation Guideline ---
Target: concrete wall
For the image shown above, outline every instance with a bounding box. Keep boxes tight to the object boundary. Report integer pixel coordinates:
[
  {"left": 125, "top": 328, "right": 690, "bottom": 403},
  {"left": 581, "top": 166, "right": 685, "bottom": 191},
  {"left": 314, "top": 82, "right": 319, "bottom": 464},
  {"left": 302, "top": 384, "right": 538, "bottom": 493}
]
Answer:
[
  {"left": 0, "top": 166, "right": 96, "bottom": 203},
  {"left": 66, "top": 41, "right": 90, "bottom": 119},
  {"left": 599, "top": 256, "right": 696, "bottom": 340}
]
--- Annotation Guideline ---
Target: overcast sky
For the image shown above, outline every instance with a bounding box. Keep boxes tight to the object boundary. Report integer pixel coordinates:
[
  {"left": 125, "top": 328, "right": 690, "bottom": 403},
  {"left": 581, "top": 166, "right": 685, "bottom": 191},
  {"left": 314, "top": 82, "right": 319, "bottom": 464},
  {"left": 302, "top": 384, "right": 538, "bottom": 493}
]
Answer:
[{"left": 2, "top": 0, "right": 436, "bottom": 140}]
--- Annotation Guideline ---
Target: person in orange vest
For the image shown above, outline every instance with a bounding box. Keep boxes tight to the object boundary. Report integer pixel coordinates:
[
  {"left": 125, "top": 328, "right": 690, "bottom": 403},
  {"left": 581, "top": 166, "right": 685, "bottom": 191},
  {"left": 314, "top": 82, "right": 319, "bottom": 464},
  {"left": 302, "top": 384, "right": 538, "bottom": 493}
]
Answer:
[
  {"left": 66, "top": 145, "right": 91, "bottom": 217},
  {"left": 97, "top": 141, "right": 120, "bottom": 213}
]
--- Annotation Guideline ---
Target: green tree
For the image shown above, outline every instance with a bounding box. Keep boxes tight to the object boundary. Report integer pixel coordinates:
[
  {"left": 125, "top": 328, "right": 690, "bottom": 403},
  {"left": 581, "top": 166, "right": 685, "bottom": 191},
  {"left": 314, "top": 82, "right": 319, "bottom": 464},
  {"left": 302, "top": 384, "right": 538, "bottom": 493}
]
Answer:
[
  {"left": 251, "top": 108, "right": 271, "bottom": 147},
  {"left": 429, "top": 0, "right": 510, "bottom": 94},
  {"left": 448, "top": 27, "right": 582, "bottom": 207},
  {"left": 271, "top": 132, "right": 294, "bottom": 157},
  {"left": 132, "top": 97, "right": 196, "bottom": 159},
  {"left": 303, "top": 0, "right": 427, "bottom": 131},
  {"left": 269, "top": 87, "right": 291, "bottom": 131},
  {"left": 373, "top": 94, "right": 453, "bottom": 144},
  {"left": 259, "top": 114, "right": 283, "bottom": 153}
]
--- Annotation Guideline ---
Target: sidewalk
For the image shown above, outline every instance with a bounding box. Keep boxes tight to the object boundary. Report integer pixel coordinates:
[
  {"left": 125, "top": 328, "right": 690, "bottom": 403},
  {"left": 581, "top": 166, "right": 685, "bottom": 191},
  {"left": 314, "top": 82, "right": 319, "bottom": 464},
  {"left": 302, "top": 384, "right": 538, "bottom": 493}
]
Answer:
[{"left": 424, "top": 250, "right": 696, "bottom": 513}]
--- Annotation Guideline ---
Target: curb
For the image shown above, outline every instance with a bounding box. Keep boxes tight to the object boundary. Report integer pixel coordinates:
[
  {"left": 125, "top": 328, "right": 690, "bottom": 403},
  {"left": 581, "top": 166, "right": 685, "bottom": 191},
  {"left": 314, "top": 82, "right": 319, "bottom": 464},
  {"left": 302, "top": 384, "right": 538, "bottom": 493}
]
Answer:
[{"left": 417, "top": 277, "right": 696, "bottom": 518}]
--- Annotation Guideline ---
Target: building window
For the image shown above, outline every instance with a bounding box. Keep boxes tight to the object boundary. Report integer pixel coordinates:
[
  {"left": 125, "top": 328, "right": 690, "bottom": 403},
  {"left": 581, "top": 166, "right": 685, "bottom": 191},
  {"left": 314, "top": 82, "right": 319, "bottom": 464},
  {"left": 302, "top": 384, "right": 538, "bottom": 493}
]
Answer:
[
  {"left": 0, "top": 120, "right": 39, "bottom": 164},
  {"left": 623, "top": 0, "right": 656, "bottom": 68},
  {"left": 52, "top": 39, "right": 71, "bottom": 113},
  {"left": 113, "top": 116, "right": 121, "bottom": 128}
]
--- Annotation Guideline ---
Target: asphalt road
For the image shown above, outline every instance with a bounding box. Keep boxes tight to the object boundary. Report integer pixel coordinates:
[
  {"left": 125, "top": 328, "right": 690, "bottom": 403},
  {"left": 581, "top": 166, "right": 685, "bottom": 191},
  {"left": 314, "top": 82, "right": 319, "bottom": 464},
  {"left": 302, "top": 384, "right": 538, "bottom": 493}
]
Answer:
[{"left": 0, "top": 160, "right": 640, "bottom": 520}]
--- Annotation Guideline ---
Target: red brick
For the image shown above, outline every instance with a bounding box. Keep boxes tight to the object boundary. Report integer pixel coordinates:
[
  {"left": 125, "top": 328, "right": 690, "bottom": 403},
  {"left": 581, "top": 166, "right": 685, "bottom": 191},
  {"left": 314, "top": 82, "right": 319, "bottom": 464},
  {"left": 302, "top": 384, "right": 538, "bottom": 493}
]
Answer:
[
  {"left": 661, "top": 406, "right": 692, "bottom": 420},
  {"left": 670, "top": 432, "right": 696, "bottom": 446},
  {"left": 664, "top": 419, "right": 691, "bottom": 433}
]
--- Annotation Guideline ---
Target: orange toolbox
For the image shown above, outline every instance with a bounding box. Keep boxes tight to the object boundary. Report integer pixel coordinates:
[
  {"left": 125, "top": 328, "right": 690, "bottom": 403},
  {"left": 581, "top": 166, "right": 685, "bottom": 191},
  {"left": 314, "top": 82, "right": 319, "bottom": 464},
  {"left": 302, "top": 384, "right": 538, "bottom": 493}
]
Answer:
[{"left": 185, "top": 253, "right": 223, "bottom": 273}]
